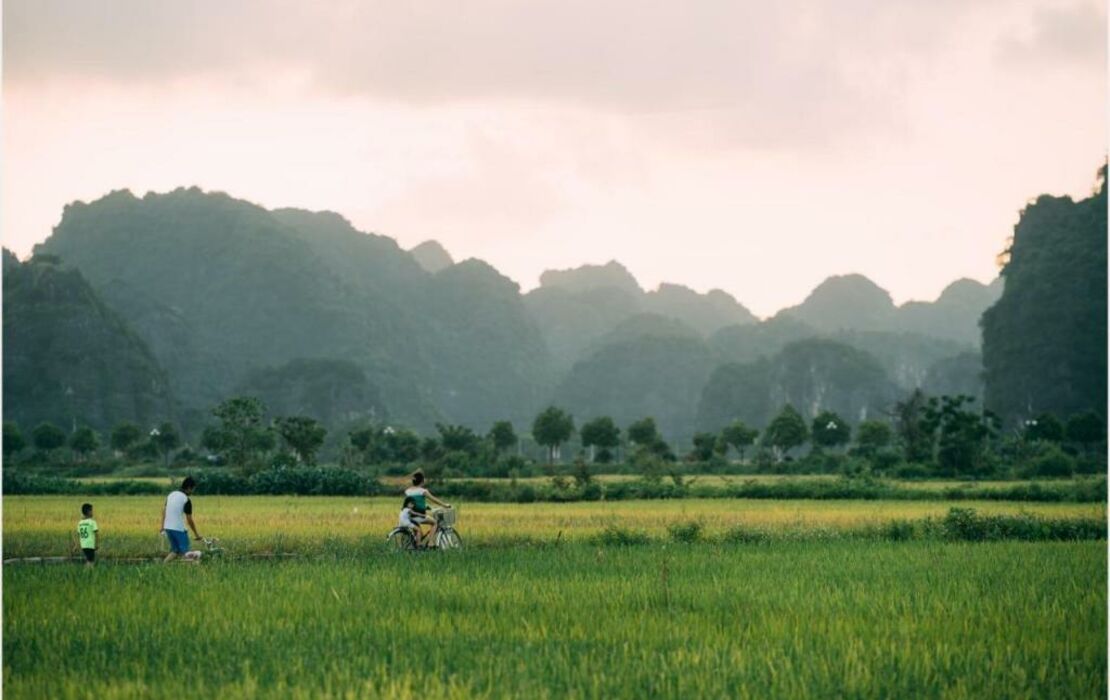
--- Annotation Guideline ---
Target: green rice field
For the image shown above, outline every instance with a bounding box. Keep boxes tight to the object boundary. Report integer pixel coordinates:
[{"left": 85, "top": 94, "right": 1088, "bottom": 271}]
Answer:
[
  {"left": 3, "top": 541, "right": 1105, "bottom": 699},
  {"left": 3, "top": 495, "right": 1106, "bottom": 698},
  {"left": 3, "top": 495, "right": 1104, "bottom": 557}
]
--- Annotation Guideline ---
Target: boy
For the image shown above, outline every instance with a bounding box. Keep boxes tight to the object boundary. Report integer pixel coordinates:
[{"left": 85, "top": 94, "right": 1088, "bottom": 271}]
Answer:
[
  {"left": 399, "top": 496, "right": 426, "bottom": 547},
  {"left": 76, "top": 503, "right": 99, "bottom": 568}
]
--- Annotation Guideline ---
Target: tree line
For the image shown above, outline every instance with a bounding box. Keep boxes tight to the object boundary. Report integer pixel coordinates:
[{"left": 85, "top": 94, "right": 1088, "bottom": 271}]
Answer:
[{"left": 4, "top": 390, "right": 1104, "bottom": 480}]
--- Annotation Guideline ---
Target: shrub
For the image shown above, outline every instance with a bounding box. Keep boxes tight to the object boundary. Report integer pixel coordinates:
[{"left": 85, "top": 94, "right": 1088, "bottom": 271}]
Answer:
[
  {"left": 593, "top": 525, "right": 651, "bottom": 546},
  {"left": 1025, "top": 446, "right": 1076, "bottom": 478},
  {"left": 940, "top": 507, "right": 1106, "bottom": 542},
  {"left": 667, "top": 520, "right": 703, "bottom": 543},
  {"left": 722, "top": 526, "right": 773, "bottom": 544},
  {"left": 891, "top": 462, "right": 933, "bottom": 479},
  {"left": 882, "top": 520, "right": 916, "bottom": 541}
]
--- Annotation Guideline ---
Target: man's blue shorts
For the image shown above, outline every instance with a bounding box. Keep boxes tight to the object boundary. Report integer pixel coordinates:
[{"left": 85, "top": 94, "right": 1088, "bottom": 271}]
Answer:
[{"left": 165, "top": 529, "right": 190, "bottom": 554}]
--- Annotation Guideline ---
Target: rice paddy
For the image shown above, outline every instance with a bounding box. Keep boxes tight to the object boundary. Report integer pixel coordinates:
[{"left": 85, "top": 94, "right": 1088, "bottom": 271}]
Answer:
[
  {"left": 3, "top": 494, "right": 1105, "bottom": 699},
  {"left": 3, "top": 495, "right": 1104, "bottom": 557}
]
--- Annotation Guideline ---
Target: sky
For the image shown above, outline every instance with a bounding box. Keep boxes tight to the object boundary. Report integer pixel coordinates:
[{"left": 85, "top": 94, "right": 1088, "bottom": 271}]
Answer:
[{"left": 2, "top": 1, "right": 1105, "bottom": 317}]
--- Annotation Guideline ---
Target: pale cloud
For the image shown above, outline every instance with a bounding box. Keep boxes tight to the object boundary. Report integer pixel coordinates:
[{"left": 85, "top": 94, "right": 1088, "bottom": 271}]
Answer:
[
  {"left": 4, "top": 1, "right": 1020, "bottom": 149},
  {"left": 997, "top": 2, "right": 1107, "bottom": 66},
  {"left": 2, "top": 1, "right": 1105, "bottom": 316}
]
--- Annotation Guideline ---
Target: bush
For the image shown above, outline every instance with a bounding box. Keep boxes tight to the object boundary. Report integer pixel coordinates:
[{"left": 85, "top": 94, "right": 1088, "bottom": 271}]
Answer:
[
  {"left": 882, "top": 520, "right": 917, "bottom": 541},
  {"left": 667, "top": 520, "right": 703, "bottom": 543},
  {"left": 193, "top": 470, "right": 251, "bottom": 495},
  {"left": 593, "top": 525, "right": 651, "bottom": 546},
  {"left": 869, "top": 449, "right": 901, "bottom": 474},
  {"left": 1024, "top": 446, "right": 1076, "bottom": 478},
  {"left": 891, "top": 462, "right": 933, "bottom": 479},
  {"left": 56, "top": 461, "right": 117, "bottom": 478},
  {"left": 721, "top": 526, "right": 772, "bottom": 545},
  {"left": 940, "top": 507, "right": 1106, "bottom": 541}
]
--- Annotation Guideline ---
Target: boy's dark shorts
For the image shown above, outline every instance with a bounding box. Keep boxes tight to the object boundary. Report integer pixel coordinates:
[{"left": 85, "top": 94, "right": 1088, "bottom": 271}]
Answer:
[{"left": 82, "top": 548, "right": 96, "bottom": 563}]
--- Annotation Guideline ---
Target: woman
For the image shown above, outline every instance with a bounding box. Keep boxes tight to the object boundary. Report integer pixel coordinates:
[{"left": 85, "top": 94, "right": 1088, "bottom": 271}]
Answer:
[{"left": 404, "top": 471, "right": 451, "bottom": 545}]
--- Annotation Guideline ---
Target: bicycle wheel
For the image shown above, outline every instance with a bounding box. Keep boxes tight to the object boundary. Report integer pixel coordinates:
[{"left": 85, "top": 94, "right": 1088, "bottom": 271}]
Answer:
[
  {"left": 437, "top": 529, "right": 462, "bottom": 550},
  {"left": 387, "top": 529, "right": 417, "bottom": 552}
]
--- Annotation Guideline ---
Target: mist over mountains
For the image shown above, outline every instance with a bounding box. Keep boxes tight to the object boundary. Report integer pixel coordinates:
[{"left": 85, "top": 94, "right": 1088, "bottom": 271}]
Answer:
[{"left": 6, "top": 178, "right": 1099, "bottom": 445}]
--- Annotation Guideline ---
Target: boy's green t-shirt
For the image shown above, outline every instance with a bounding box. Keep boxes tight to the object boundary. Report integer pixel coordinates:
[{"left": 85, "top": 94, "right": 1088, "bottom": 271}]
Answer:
[{"left": 77, "top": 518, "right": 98, "bottom": 549}]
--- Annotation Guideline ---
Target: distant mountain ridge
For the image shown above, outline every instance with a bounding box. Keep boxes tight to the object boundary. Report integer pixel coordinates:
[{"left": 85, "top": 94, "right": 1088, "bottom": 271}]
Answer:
[
  {"left": 7, "top": 185, "right": 1011, "bottom": 443},
  {"left": 774, "top": 273, "right": 1002, "bottom": 346}
]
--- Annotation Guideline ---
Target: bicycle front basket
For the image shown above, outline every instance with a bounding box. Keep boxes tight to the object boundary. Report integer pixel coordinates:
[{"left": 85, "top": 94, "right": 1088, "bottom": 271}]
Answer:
[{"left": 437, "top": 508, "right": 457, "bottom": 527}]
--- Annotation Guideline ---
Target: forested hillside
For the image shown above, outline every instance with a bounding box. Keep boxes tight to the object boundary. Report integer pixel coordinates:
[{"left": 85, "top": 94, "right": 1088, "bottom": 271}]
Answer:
[
  {"left": 982, "top": 167, "right": 1107, "bottom": 425},
  {"left": 4, "top": 183, "right": 1048, "bottom": 445},
  {"left": 2, "top": 250, "right": 175, "bottom": 432},
  {"left": 696, "top": 339, "right": 899, "bottom": 431}
]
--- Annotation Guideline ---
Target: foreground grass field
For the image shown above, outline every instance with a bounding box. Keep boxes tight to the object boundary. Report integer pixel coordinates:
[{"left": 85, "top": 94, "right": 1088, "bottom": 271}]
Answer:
[
  {"left": 3, "top": 541, "right": 1104, "bottom": 699},
  {"left": 4, "top": 495, "right": 1105, "bottom": 558}
]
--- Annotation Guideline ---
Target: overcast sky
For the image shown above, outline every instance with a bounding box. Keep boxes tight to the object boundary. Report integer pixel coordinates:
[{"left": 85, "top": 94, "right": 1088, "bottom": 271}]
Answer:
[{"left": 3, "top": 1, "right": 1105, "bottom": 316}]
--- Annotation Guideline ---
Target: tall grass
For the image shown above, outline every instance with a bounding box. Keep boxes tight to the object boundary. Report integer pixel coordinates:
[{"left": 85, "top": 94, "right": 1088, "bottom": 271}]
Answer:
[
  {"left": 3, "top": 542, "right": 1105, "bottom": 699},
  {"left": 4, "top": 496, "right": 1105, "bottom": 558}
]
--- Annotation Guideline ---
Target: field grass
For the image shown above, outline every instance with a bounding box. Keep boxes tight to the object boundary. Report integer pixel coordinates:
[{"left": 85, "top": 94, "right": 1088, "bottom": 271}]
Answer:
[
  {"left": 370, "top": 473, "right": 1106, "bottom": 491},
  {"left": 3, "top": 495, "right": 1105, "bottom": 558},
  {"left": 3, "top": 541, "right": 1104, "bottom": 699},
  {"left": 75, "top": 472, "right": 1104, "bottom": 492}
]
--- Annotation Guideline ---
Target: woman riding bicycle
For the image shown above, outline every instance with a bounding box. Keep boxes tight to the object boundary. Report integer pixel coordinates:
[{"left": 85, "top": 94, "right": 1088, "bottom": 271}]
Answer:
[{"left": 404, "top": 471, "right": 451, "bottom": 545}]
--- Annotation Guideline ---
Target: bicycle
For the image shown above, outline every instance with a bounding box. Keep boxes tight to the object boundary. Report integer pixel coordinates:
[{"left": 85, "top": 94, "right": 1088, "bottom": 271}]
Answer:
[{"left": 386, "top": 507, "right": 463, "bottom": 552}]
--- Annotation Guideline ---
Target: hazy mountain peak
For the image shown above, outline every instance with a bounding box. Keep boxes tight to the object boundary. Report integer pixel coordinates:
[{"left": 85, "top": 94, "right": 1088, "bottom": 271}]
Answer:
[
  {"left": 438, "top": 258, "right": 521, "bottom": 294},
  {"left": 274, "top": 207, "right": 355, "bottom": 231},
  {"left": 646, "top": 282, "right": 758, "bottom": 333},
  {"left": 934, "top": 277, "right": 1002, "bottom": 306},
  {"left": 777, "top": 273, "right": 895, "bottom": 333},
  {"left": 805, "top": 274, "right": 894, "bottom": 307},
  {"left": 410, "top": 240, "right": 454, "bottom": 273},
  {"left": 539, "top": 260, "right": 642, "bottom": 295}
]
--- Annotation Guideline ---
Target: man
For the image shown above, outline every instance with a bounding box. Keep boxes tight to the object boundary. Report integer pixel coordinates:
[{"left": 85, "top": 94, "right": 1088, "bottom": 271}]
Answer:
[{"left": 161, "top": 476, "right": 202, "bottom": 563}]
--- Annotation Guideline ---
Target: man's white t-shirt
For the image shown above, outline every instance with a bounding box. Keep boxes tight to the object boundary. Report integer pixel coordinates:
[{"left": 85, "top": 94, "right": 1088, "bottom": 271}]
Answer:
[{"left": 163, "top": 490, "right": 192, "bottom": 531}]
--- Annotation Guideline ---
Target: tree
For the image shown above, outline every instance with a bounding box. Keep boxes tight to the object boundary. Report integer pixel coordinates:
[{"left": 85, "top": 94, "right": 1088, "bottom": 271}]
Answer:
[
  {"left": 1065, "top": 412, "right": 1105, "bottom": 449},
  {"left": 436, "top": 423, "right": 480, "bottom": 454},
  {"left": 854, "top": 420, "right": 893, "bottom": 457},
  {"left": 533, "top": 406, "right": 574, "bottom": 464},
  {"left": 3, "top": 422, "right": 26, "bottom": 460},
  {"left": 1023, "top": 413, "right": 1064, "bottom": 443},
  {"left": 348, "top": 425, "right": 421, "bottom": 465},
  {"left": 384, "top": 428, "right": 421, "bottom": 464},
  {"left": 627, "top": 417, "right": 659, "bottom": 447},
  {"left": 210, "top": 396, "right": 272, "bottom": 466},
  {"left": 580, "top": 417, "right": 620, "bottom": 463},
  {"left": 488, "top": 421, "right": 518, "bottom": 453},
  {"left": 811, "top": 410, "right": 851, "bottom": 450},
  {"left": 110, "top": 422, "right": 142, "bottom": 454},
  {"left": 147, "top": 422, "right": 180, "bottom": 466},
  {"left": 419, "top": 436, "right": 443, "bottom": 462},
  {"left": 762, "top": 405, "right": 808, "bottom": 460},
  {"left": 924, "top": 395, "right": 998, "bottom": 476},
  {"left": 201, "top": 425, "right": 229, "bottom": 454},
  {"left": 69, "top": 426, "right": 100, "bottom": 460},
  {"left": 32, "top": 422, "right": 66, "bottom": 455},
  {"left": 690, "top": 432, "right": 719, "bottom": 462},
  {"left": 894, "top": 389, "right": 934, "bottom": 463},
  {"left": 276, "top": 416, "right": 327, "bottom": 464},
  {"left": 720, "top": 420, "right": 758, "bottom": 461}
]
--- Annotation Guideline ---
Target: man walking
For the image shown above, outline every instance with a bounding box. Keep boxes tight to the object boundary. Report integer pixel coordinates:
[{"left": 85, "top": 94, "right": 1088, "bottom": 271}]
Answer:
[{"left": 161, "top": 476, "right": 202, "bottom": 563}]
